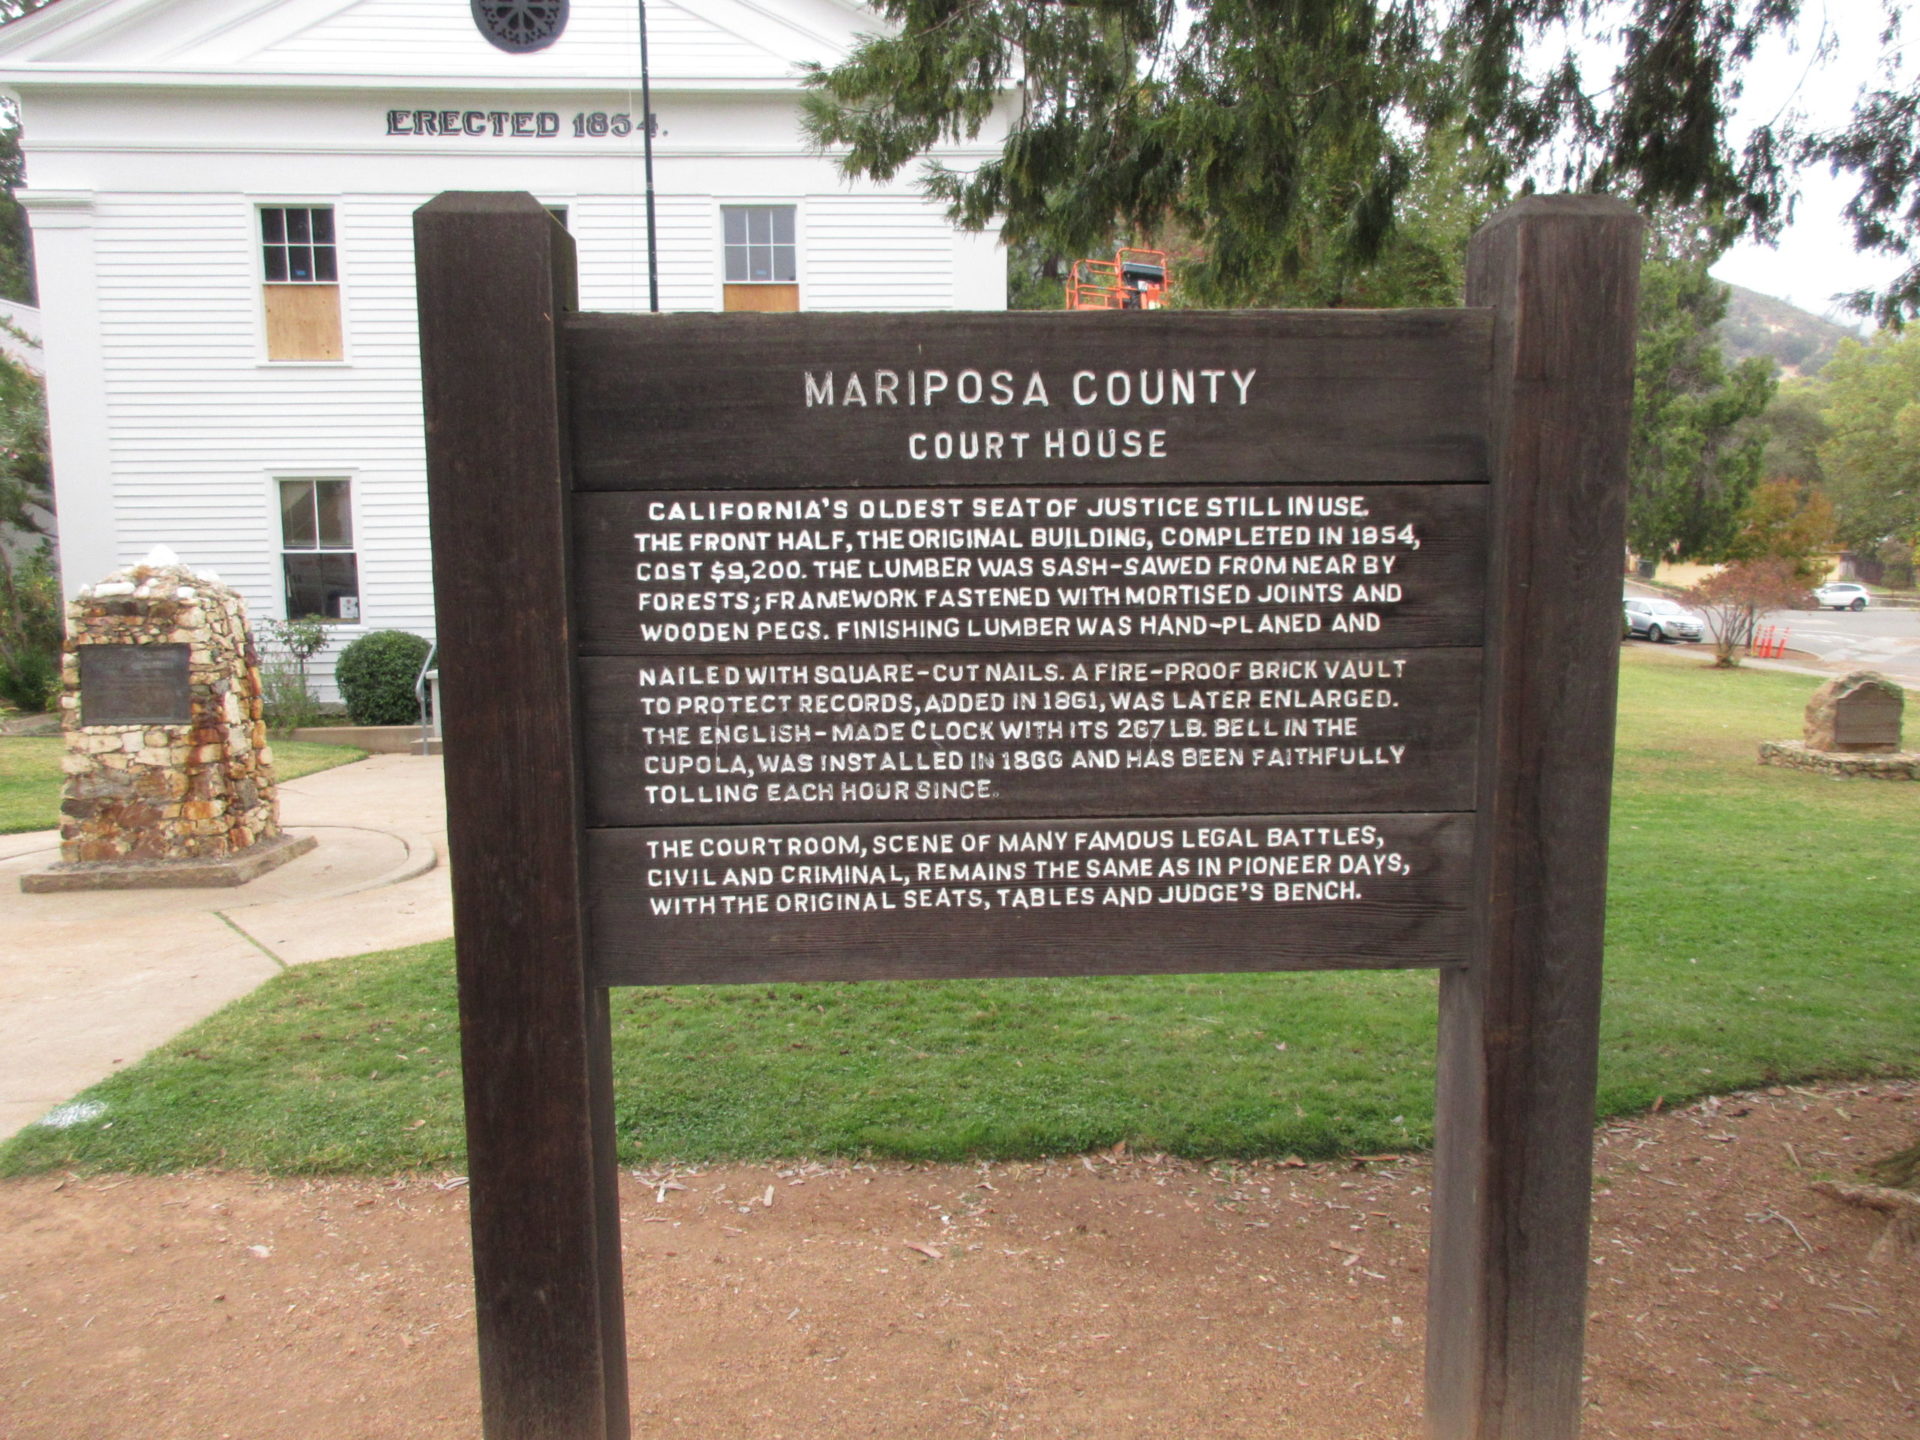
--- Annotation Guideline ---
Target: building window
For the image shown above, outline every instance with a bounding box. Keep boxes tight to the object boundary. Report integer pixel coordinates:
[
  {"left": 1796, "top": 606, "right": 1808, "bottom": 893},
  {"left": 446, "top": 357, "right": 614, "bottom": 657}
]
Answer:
[
  {"left": 721, "top": 205, "right": 798, "bottom": 312},
  {"left": 280, "top": 477, "right": 359, "bottom": 621},
  {"left": 261, "top": 205, "right": 343, "bottom": 360}
]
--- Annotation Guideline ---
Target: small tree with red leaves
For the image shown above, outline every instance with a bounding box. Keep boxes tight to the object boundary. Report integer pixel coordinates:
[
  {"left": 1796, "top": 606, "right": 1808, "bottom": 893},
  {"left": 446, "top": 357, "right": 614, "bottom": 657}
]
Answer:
[{"left": 1687, "top": 559, "right": 1810, "bottom": 668}]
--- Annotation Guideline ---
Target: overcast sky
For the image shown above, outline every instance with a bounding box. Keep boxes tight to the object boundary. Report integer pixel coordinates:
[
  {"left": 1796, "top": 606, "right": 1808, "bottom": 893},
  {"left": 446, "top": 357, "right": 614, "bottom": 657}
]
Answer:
[{"left": 1708, "top": 3, "right": 1908, "bottom": 325}]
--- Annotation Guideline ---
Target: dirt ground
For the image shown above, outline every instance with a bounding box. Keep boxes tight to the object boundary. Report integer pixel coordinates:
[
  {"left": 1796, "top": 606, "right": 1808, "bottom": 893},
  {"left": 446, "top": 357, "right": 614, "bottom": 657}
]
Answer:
[{"left": 2, "top": 1081, "right": 1914, "bottom": 1439}]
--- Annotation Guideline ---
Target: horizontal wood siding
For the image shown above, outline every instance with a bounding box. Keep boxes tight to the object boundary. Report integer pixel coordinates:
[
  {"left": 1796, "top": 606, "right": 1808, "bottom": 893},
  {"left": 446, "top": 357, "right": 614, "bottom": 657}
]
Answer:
[
  {"left": 75, "top": 182, "right": 1010, "bottom": 695},
  {"left": 805, "top": 195, "right": 965, "bottom": 312},
  {"left": 91, "top": 193, "right": 434, "bottom": 694},
  {"left": 256, "top": 0, "right": 801, "bottom": 79},
  {"left": 569, "top": 195, "right": 717, "bottom": 313}
]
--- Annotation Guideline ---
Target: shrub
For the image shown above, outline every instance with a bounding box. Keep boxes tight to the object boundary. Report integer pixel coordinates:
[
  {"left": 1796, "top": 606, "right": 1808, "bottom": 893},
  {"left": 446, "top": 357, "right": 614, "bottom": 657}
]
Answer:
[
  {"left": 0, "top": 541, "right": 61, "bottom": 713},
  {"left": 1687, "top": 559, "right": 1809, "bottom": 668},
  {"left": 252, "top": 616, "right": 330, "bottom": 732},
  {"left": 334, "top": 629, "right": 431, "bottom": 726}
]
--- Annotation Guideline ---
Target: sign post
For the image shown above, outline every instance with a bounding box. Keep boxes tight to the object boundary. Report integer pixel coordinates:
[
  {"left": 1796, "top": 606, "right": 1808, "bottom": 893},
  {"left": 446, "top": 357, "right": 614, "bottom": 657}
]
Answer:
[
  {"left": 415, "top": 191, "right": 1639, "bottom": 1440},
  {"left": 1429, "top": 198, "right": 1644, "bottom": 1439}
]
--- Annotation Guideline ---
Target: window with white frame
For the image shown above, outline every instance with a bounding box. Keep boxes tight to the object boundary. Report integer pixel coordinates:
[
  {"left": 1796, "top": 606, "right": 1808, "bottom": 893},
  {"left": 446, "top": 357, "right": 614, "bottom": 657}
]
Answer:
[
  {"left": 721, "top": 205, "right": 799, "bottom": 311},
  {"left": 722, "top": 206, "right": 796, "bottom": 283},
  {"left": 279, "top": 477, "right": 359, "bottom": 621},
  {"left": 262, "top": 206, "right": 337, "bottom": 283},
  {"left": 260, "top": 205, "right": 343, "bottom": 360}
]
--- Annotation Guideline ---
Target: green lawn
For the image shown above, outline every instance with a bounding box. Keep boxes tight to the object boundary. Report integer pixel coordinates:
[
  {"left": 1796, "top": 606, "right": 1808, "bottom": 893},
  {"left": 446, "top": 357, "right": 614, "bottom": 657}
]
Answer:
[
  {"left": 0, "top": 735, "right": 366, "bottom": 834},
  {"left": 4, "top": 647, "right": 1914, "bottom": 1175}
]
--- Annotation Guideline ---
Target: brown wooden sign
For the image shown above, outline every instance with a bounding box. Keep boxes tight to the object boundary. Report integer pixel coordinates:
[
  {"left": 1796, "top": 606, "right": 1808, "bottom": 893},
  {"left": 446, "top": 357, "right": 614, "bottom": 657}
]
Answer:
[{"left": 415, "top": 192, "right": 1640, "bottom": 1440}]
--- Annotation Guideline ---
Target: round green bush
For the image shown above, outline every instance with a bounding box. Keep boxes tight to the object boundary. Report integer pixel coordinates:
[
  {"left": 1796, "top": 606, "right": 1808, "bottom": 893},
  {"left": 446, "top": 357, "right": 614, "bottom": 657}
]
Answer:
[{"left": 334, "top": 629, "right": 432, "bottom": 726}]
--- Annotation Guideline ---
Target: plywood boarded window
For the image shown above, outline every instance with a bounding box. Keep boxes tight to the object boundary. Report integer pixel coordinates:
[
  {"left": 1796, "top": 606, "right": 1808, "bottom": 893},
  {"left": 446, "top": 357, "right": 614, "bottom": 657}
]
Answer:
[
  {"left": 722, "top": 205, "right": 798, "bottom": 312},
  {"left": 261, "top": 206, "right": 342, "bottom": 360}
]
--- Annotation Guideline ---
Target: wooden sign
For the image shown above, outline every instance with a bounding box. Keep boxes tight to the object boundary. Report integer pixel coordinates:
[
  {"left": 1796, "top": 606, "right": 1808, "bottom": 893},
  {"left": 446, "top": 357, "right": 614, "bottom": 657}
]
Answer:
[{"left": 415, "top": 192, "right": 1641, "bottom": 1440}]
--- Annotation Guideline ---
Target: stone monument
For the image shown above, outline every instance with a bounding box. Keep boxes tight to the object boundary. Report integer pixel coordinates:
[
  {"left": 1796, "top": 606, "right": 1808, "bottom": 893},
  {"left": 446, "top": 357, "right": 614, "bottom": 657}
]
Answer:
[
  {"left": 1759, "top": 670, "right": 1917, "bottom": 780},
  {"left": 20, "top": 547, "right": 316, "bottom": 891}
]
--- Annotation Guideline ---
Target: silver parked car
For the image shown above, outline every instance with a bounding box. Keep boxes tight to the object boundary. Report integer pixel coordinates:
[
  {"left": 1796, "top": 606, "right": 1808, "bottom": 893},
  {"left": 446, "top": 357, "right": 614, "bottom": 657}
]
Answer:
[
  {"left": 1811, "top": 581, "right": 1870, "bottom": 611},
  {"left": 1623, "top": 595, "right": 1704, "bottom": 643}
]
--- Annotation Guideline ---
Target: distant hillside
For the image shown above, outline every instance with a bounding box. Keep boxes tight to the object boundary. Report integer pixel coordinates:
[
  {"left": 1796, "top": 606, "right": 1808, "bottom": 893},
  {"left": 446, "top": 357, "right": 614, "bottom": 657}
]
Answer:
[{"left": 1716, "top": 284, "right": 1862, "bottom": 377}]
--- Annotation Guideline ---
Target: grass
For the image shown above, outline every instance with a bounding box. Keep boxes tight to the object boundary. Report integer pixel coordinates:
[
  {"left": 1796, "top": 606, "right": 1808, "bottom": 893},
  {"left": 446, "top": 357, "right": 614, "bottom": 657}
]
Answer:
[
  {"left": 0, "top": 736, "right": 366, "bottom": 834},
  {"left": 3, "top": 646, "right": 1915, "bottom": 1175}
]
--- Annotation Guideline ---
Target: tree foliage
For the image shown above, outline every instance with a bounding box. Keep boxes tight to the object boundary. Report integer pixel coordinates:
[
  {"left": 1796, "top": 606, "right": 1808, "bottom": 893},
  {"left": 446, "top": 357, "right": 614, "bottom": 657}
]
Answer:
[
  {"left": 1627, "top": 252, "right": 1776, "bottom": 563},
  {"left": 1720, "top": 477, "right": 1833, "bottom": 582},
  {"left": 1814, "top": 328, "right": 1920, "bottom": 555},
  {"left": 1807, "top": 21, "right": 1920, "bottom": 326},
  {"left": 0, "top": 538, "right": 56, "bottom": 710},
  {"left": 1757, "top": 381, "right": 1827, "bottom": 488},
  {"left": 0, "top": 0, "right": 52, "bottom": 305},
  {"left": 0, "top": 340, "right": 48, "bottom": 538},
  {"left": 0, "top": 124, "right": 34, "bottom": 307},
  {"left": 804, "top": 0, "right": 1804, "bottom": 306},
  {"left": 0, "top": 340, "right": 55, "bottom": 710}
]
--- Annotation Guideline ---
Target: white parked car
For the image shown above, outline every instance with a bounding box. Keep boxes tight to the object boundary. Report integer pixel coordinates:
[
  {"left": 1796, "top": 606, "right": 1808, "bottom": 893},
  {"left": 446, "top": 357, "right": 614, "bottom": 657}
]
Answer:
[
  {"left": 1811, "top": 582, "right": 1870, "bottom": 611},
  {"left": 1622, "top": 595, "right": 1705, "bottom": 643}
]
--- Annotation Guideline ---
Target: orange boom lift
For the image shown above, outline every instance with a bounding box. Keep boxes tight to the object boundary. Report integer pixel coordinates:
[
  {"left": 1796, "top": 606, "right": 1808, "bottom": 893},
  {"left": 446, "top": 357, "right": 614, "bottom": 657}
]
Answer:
[{"left": 1065, "top": 247, "right": 1169, "bottom": 309}]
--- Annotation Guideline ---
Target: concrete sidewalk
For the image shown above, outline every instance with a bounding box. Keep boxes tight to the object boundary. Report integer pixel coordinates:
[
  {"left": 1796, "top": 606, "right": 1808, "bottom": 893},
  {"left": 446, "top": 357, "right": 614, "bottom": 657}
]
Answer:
[{"left": 0, "top": 753, "right": 450, "bottom": 1140}]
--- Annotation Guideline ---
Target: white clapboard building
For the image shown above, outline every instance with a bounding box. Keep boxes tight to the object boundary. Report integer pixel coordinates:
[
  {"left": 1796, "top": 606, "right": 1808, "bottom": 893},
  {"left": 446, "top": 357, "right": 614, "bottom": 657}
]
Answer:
[{"left": 0, "top": 0, "right": 1007, "bottom": 687}]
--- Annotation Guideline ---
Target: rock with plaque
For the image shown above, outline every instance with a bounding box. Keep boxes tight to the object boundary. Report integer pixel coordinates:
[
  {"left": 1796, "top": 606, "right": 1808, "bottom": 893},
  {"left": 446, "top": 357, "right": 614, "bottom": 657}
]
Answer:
[
  {"left": 1758, "top": 670, "right": 1916, "bottom": 780},
  {"left": 21, "top": 548, "right": 314, "bottom": 892},
  {"left": 1804, "top": 670, "right": 1903, "bottom": 752},
  {"left": 414, "top": 192, "right": 1642, "bottom": 1440}
]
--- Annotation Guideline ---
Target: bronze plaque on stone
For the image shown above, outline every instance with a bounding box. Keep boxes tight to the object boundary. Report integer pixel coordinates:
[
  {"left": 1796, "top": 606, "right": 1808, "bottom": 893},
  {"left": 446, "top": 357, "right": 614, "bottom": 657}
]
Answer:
[{"left": 79, "top": 643, "right": 191, "bottom": 726}]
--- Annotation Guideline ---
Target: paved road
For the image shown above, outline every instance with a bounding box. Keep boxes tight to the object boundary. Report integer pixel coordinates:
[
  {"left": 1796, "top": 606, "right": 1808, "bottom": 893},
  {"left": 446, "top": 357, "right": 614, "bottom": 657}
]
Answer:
[
  {"left": 1623, "top": 580, "right": 1920, "bottom": 686},
  {"left": 1756, "top": 602, "right": 1920, "bottom": 685}
]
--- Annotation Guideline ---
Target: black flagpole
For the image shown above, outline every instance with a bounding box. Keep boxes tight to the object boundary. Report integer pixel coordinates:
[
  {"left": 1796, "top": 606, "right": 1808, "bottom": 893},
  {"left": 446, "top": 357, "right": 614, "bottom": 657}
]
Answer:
[{"left": 637, "top": 0, "right": 660, "bottom": 312}]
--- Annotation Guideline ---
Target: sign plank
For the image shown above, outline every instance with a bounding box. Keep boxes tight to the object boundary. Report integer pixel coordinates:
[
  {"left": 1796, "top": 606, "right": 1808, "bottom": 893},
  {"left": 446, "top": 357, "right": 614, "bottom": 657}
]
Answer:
[
  {"left": 586, "top": 811, "right": 1473, "bottom": 986},
  {"left": 566, "top": 309, "right": 1492, "bottom": 490},
  {"left": 574, "top": 484, "right": 1486, "bottom": 654},
  {"left": 580, "top": 646, "right": 1481, "bottom": 826}
]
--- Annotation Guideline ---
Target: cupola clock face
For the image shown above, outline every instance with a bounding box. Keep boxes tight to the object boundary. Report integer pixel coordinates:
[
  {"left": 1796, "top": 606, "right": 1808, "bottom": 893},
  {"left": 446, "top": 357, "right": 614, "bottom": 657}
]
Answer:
[{"left": 471, "top": 0, "right": 568, "bottom": 52}]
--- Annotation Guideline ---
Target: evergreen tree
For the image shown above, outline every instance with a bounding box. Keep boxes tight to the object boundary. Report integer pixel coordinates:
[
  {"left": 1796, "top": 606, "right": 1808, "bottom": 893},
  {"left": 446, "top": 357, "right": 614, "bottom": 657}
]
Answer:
[
  {"left": 804, "top": 1, "right": 1804, "bottom": 307},
  {"left": 1808, "top": 3, "right": 1920, "bottom": 326},
  {"left": 0, "top": 122, "right": 34, "bottom": 307},
  {"left": 1627, "top": 252, "right": 1776, "bottom": 564},
  {"left": 1757, "top": 382, "right": 1828, "bottom": 490},
  {"left": 0, "top": 0, "right": 56, "bottom": 306}
]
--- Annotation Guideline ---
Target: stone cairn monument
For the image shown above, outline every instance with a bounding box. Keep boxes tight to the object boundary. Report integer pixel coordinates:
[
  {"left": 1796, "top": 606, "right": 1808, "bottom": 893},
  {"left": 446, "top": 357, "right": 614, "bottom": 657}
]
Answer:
[
  {"left": 1759, "top": 671, "right": 1916, "bottom": 781},
  {"left": 20, "top": 548, "right": 316, "bottom": 891}
]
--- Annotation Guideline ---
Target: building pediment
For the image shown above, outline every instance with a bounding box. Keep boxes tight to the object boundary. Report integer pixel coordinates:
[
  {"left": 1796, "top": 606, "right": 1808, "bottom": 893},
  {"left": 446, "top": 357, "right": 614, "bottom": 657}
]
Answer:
[{"left": 0, "top": 0, "right": 881, "bottom": 84}]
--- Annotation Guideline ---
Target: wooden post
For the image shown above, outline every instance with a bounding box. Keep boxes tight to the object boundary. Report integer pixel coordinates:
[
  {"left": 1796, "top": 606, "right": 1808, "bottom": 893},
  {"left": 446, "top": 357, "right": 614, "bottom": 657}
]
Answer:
[
  {"left": 414, "top": 193, "right": 630, "bottom": 1440},
  {"left": 1427, "top": 195, "right": 1642, "bottom": 1437}
]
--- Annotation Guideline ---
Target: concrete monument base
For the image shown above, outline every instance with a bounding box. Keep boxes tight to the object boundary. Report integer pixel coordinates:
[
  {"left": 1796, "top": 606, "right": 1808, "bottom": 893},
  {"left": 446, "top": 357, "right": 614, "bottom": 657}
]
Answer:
[
  {"left": 19, "top": 830, "right": 318, "bottom": 893},
  {"left": 1757, "top": 740, "right": 1919, "bottom": 781}
]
